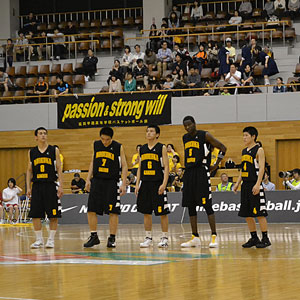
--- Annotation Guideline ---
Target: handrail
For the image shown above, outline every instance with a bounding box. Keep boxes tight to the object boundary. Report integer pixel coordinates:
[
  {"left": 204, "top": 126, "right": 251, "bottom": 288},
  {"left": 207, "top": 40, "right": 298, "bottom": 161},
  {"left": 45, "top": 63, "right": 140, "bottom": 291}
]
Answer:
[{"left": 178, "top": 0, "right": 244, "bottom": 7}]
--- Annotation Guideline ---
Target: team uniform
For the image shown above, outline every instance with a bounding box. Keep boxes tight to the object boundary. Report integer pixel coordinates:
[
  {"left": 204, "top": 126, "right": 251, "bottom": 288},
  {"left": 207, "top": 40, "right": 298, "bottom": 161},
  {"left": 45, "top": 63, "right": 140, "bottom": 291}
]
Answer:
[
  {"left": 182, "top": 130, "right": 213, "bottom": 215},
  {"left": 137, "top": 143, "right": 170, "bottom": 216},
  {"left": 28, "top": 145, "right": 61, "bottom": 219},
  {"left": 88, "top": 140, "right": 122, "bottom": 215}
]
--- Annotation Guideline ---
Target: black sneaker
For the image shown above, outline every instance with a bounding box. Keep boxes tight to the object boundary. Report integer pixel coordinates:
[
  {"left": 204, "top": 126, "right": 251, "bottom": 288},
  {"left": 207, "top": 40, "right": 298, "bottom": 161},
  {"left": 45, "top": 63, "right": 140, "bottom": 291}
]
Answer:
[
  {"left": 107, "top": 236, "right": 116, "bottom": 248},
  {"left": 256, "top": 237, "right": 271, "bottom": 248},
  {"left": 242, "top": 237, "right": 260, "bottom": 248},
  {"left": 84, "top": 234, "right": 100, "bottom": 248}
]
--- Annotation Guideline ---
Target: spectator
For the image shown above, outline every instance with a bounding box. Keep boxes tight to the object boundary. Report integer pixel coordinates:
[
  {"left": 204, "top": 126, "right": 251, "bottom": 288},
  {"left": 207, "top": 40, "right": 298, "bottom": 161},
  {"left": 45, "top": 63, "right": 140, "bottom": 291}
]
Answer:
[
  {"left": 225, "top": 64, "right": 241, "bottom": 94},
  {"left": 240, "top": 41, "right": 252, "bottom": 71},
  {"left": 170, "top": 155, "right": 182, "bottom": 175},
  {"left": 238, "top": 0, "right": 253, "bottom": 19},
  {"left": 148, "top": 23, "right": 159, "bottom": 52},
  {"left": 64, "top": 21, "right": 77, "bottom": 36},
  {"left": 25, "top": 31, "right": 37, "bottom": 60},
  {"left": 121, "top": 45, "right": 134, "bottom": 74},
  {"left": 259, "top": 46, "right": 279, "bottom": 85},
  {"left": 229, "top": 11, "right": 243, "bottom": 25},
  {"left": 216, "top": 173, "right": 233, "bottom": 191},
  {"left": 225, "top": 38, "right": 236, "bottom": 63},
  {"left": 176, "top": 43, "right": 192, "bottom": 64},
  {"left": 204, "top": 79, "right": 219, "bottom": 96},
  {"left": 283, "top": 168, "right": 300, "bottom": 190},
  {"left": 36, "top": 31, "right": 47, "bottom": 60},
  {"left": 250, "top": 39, "right": 262, "bottom": 67},
  {"left": 207, "top": 42, "right": 219, "bottom": 71},
  {"left": 133, "top": 59, "right": 149, "bottom": 89},
  {"left": 168, "top": 12, "right": 180, "bottom": 28},
  {"left": 167, "top": 144, "right": 179, "bottom": 166},
  {"left": 124, "top": 71, "right": 136, "bottom": 92},
  {"left": 289, "top": 77, "right": 300, "bottom": 92},
  {"left": 47, "top": 29, "right": 65, "bottom": 60},
  {"left": 82, "top": 48, "right": 98, "bottom": 81},
  {"left": 174, "top": 69, "right": 188, "bottom": 89},
  {"left": 54, "top": 75, "right": 69, "bottom": 99},
  {"left": 157, "top": 41, "right": 173, "bottom": 76},
  {"left": 0, "top": 197, "right": 4, "bottom": 224},
  {"left": 15, "top": 31, "right": 30, "bottom": 62},
  {"left": 218, "top": 45, "right": 230, "bottom": 79},
  {"left": 2, "top": 39, "right": 14, "bottom": 70},
  {"left": 240, "top": 64, "right": 254, "bottom": 94},
  {"left": 190, "top": 1, "right": 203, "bottom": 24},
  {"left": 71, "top": 173, "right": 86, "bottom": 194},
  {"left": 108, "top": 59, "right": 123, "bottom": 85},
  {"left": 221, "top": 88, "right": 231, "bottom": 95},
  {"left": 274, "top": 0, "right": 286, "bottom": 17},
  {"left": 262, "top": 0, "right": 275, "bottom": 19},
  {"left": 0, "top": 68, "right": 13, "bottom": 92},
  {"left": 273, "top": 77, "right": 287, "bottom": 93},
  {"left": 262, "top": 171, "right": 275, "bottom": 191},
  {"left": 2, "top": 178, "right": 22, "bottom": 224},
  {"left": 168, "top": 5, "right": 181, "bottom": 19},
  {"left": 288, "top": 0, "right": 300, "bottom": 19},
  {"left": 172, "top": 168, "right": 184, "bottom": 192},
  {"left": 157, "top": 24, "right": 172, "bottom": 49},
  {"left": 187, "top": 66, "right": 201, "bottom": 95},
  {"left": 163, "top": 74, "right": 174, "bottom": 90},
  {"left": 172, "top": 53, "right": 187, "bottom": 76},
  {"left": 132, "top": 44, "right": 145, "bottom": 68},
  {"left": 144, "top": 48, "right": 157, "bottom": 73},
  {"left": 23, "top": 12, "right": 38, "bottom": 34},
  {"left": 131, "top": 144, "right": 142, "bottom": 175},
  {"left": 225, "top": 158, "right": 236, "bottom": 169},
  {"left": 168, "top": 23, "right": 183, "bottom": 45},
  {"left": 193, "top": 44, "right": 208, "bottom": 75},
  {"left": 34, "top": 75, "right": 49, "bottom": 100},
  {"left": 109, "top": 75, "right": 122, "bottom": 93}
]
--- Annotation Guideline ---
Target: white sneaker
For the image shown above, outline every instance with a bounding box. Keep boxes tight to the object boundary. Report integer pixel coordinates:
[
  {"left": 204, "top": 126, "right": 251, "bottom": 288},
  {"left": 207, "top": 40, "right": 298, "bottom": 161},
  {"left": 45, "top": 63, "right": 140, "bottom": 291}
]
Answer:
[
  {"left": 181, "top": 235, "right": 201, "bottom": 248},
  {"left": 55, "top": 56, "right": 60, "bottom": 60},
  {"left": 140, "top": 237, "right": 153, "bottom": 248},
  {"left": 45, "top": 239, "right": 55, "bottom": 248},
  {"left": 158, "top": 237, "right": 168, "bottom": 248},
  {"left": 50, "top": 56, "right": 54, "bottom": 61},
  {"left": 31, "top": 240, "right": 44, "bottom": 249},
  {"left": 84, "top": 76, "right": 89, "bottom": 82},
  {"left": 209, "top": 234, "right": 218, "bottom": 248}
]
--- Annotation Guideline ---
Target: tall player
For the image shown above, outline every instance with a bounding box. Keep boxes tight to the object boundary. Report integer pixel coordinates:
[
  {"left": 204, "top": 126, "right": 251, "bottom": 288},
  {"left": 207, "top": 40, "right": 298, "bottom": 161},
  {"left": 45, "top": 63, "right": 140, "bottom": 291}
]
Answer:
[
  {"left": 26, "top": 127, "right": 64, "bottom": 249},
  {"left": 84, "top": 127, "right": 127, "bottom": 248},
  {"left": 233, "top": 127, "right": 271, "bottom": 248},
  {"left": 135, "top": 125, "right": 170, "bottom": 248},
  {"left": 181, "top": 116, "right": 227, "bottom": 248}
]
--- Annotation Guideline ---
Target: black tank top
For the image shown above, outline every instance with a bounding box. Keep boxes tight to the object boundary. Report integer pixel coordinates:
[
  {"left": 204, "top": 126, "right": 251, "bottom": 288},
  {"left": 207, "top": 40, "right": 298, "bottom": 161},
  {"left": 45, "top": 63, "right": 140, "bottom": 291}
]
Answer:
[
  {"left": 30, "top": 145, "right": 57, "bottom": 182},
  {"left": 92, "top": 140, "right": 121, "bottom": 180},
  {"left": 183, "top": 130, "right": 210, "bottom": 169},
  {"left": 140, "top": 142, "right": 164, "bottom": 182},
  {"left": 241, "top": 144, "right": 260, "bottom": 182}
]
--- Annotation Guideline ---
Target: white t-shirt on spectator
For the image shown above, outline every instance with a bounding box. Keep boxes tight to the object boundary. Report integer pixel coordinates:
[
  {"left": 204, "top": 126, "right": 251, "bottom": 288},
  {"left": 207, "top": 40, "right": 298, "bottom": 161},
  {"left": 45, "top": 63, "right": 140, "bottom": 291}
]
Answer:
[
  {"left": 225, "top": 71, "right": 241, "bottom": 85},
  {"left": 2, "top": 187, "right": 21, "bottom": 205}
]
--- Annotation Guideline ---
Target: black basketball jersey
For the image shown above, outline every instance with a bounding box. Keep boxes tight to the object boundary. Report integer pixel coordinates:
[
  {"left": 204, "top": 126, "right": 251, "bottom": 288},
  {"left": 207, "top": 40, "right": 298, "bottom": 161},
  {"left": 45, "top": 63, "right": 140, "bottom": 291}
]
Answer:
[
  {"left": 183, "top": 130, "right": 210, "bottom": 169},
  {"left": 30, "top": 145, "right": 57, "bottom": 182},
  {"left": 241, "top": 144, "right": 260, "bottom": 182},
  {"left": 93, "top": 140, "right": 121, "bottom": 180},
  {"left": 140, "top": 142, "right": 164, "bottom": 182}
]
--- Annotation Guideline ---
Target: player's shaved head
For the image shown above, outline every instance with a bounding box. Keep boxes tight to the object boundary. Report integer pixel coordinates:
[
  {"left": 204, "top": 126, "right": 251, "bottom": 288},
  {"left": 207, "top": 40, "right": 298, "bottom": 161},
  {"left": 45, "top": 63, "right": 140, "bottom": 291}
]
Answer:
[{"left": 183, "top": 116, "right": 195, "bottom": 124}]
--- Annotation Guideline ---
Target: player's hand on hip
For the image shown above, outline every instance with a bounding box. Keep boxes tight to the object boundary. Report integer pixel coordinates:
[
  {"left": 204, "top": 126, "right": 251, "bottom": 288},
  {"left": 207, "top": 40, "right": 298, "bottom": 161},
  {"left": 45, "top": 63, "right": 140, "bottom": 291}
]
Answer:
[
  {"left": 120, "top": 184, "right": 126, "bottom": 196},
  {"left": 26, "top": 189, "right": 31, "bottom": 199},
  {"left": 158, "top": 184, "right": 165, "bottom": 195},
  {"left": 252, "top": 183, "right": 260, "bottom": 195},
  {"left": 57, "top": 186, "right": 64, "bottom": 199},
  {"left": 85, "top": 179, "right": 91, "bottom": 193},
  {"left": 134, "top": 185, "right": 139, "bottom": 196}
]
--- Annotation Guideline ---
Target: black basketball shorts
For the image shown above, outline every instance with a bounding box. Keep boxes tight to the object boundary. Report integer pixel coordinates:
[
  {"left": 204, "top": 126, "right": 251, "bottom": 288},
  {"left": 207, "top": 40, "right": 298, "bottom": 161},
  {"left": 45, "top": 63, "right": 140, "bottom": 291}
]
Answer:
[
  {"left": 238, "top": 181, "right": 268, "bottom": 218},
  {"left": 88, "top": 177, "right": 121, "bottom": 216},
  {"left": 28, "top": 182, "right": 62, "bottom": 218},
  {"left": 137, "top": 181, "right": 170, "bottom": 216}
]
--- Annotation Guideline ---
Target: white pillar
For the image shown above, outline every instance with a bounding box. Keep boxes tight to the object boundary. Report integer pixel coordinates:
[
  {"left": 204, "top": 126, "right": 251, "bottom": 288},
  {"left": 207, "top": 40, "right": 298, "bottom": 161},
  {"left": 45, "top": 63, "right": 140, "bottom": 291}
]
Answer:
[{"left": 0, "top": 0, "right": 20, "bottom": 39}]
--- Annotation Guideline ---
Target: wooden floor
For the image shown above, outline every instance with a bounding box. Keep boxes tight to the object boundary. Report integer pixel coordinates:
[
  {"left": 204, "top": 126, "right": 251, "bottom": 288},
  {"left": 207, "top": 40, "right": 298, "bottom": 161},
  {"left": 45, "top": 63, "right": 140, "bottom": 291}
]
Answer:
[{"left": 0, "top": 223, "right": 300, "bottom": 300}]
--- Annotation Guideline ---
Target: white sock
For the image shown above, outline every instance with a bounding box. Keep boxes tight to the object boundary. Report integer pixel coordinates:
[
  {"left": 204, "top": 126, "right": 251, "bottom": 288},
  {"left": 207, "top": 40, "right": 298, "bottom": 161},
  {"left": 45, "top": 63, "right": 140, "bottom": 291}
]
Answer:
[
  {"left": 146, "top": 231, "right": 152, "bottom": 239},
  {"left": 49, "top": 230, "right": 56, "bottom": 240},
  {"left": 162, "top": 232, "right": 168, "bottom": 238},
  {"left": 35, "top": 230, "right": 43, "bottom": 241}
]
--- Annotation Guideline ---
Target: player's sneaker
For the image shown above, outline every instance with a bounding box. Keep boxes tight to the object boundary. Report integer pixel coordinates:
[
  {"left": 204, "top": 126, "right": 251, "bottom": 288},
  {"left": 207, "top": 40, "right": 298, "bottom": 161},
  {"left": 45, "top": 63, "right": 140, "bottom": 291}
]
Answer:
[
  {"left": 181, "top": 235, "right": 201, "bottom": 248},
  {"left": 209, "top": 234, "right": 218, "bottom": 248},
  {"left": 256, "top": 237, "right": 271, "bottom": 248},
  {"left": 84, "top": 234, "right": 100, "bottom": 248},
  {"left": 45, "top": 239, "right": 55, "bottom": 248},
  {"left": 31, "top": 240, "right": 44, "bottom": 249},
  {"left": 107, "top": 236, "right": 116, "bottom": 248},
  {"left": 158, "top": 237, "right": 168, "bottom": 248},
  {"left": 140, "top": 237, "right": 153, "bottom": 248},
  {"left": 242, "top": 237, "right": 260, "bottom": 248}
]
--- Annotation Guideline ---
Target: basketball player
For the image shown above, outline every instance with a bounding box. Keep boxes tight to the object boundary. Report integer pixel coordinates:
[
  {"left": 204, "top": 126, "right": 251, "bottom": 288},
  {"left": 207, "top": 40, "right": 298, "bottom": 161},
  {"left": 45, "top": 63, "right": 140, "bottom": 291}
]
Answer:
[
  {"left": 135, "top": 125, "right": 170, "bottom": 248},
  {"left": 233, "top": 127, "right": 271, "bottom": 248},
  {"left": 26, "top": 127, "right": 64, "bottom": 249},
  {"left": 181, "top": 116, "right": 227, "bottom": 248},
  {"left": 84, "top": 127, "right": 127, "bottom": 248}
]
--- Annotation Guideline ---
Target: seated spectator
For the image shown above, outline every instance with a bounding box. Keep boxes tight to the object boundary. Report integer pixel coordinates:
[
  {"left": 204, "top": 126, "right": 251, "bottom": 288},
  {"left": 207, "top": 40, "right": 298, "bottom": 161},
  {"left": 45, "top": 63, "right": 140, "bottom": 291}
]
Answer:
[
  {"left": 168, "top": 12, "right": 180, "bottom": 28},
  {"left": 34, "top": 75, "right": 49, "bottom": 99},
  {"left": 174, "top": 69, "right": 188, "bottom": 89},
  {"left": 274, "top": 0, "right": 286, "bottom": 17},
  {"left": 170, "top": 155, "right": 182, "bottom": 175},
  {"left": 273, "top": 77, "right": 287, "bottom": 93},
  {"left": 204, "top": 80, "right": 219, "bottom": 96},
  {"left": 169, "top": 5, "right": 181, "bottom": 19},
  {"left": 2, "top": 39, "right": 14, "bottom": 70},
  {"left": 132, "top": 44, "right": 145, "bottom": 69},
  {"left": 150, "top": 82, "right": 162, "bottom": 90},
  {"left": 190, "top": 1, "right": 203, "bottom": 24},
  {"left": 163, "top": 74, "right": 174, "bottom": 90},
  {"left": 172, "top": 53, "right": 187, "bottom": 76},
  {"left": 0, "top": 68, "right": 13, "bottom": 92},
  {"left": 193, "top": 44, "right": 208, "bottom": 75},
  {"left": 109, "top": 75, "right": 122, "bottom": 93},
  {"left": 64, "top": 21, "right": 78, "bottom": 36},
  {"left": 176, "top": 43, "right": 192, "bottom": 65},
  {"left": 221, "top": 88, "right": 231, "bottom": 95},
  {"left": 148, "top": 23, "right": 159, "bottom": 52},
  {"left": 225, "top": 38, "right": 236, "bottom": 63},
  {"left": 131, "top": 144, "right": 141, "bottom": 176},
  {"left": 71, "top": 173, "right": 86, "bottom": 194},
  {"left": 283, "top": 168, "right": 300, "bottom": 190},
  {"left": 47, "top": 28, "right": 65, "bottom": 60},
  {"left": 124, "top": 71, "right": 136, "bottom": 92},
  {"left": 288, "top": 0, "right": 300, "bottom": 19},
  {"left": 23, "top": 12, "right": 38, "bottom": 34},
  {"left": 238, "top": 0, "right": 253, "bottom": 19},
  {"left": 225, "top": 64, "right": 241, "bottom": 94},
  {"left": 36, "top": 31, "right": 47, "bottom": 60},
  {"left": 121, "top": 45, "right": 134, "bottom": 74},
  {"left": 218, "top": 46, "right": 230, "bottom": 80},
  {"left": 289, "top": 77, "right": 300, "bottom": 92},
  {"left": 167, "top": 144, "right": 179, "bottom": 166},
  {"left": 15, "top": 31, "right": 30, "bottom": 62},
  {"left": 207, "top": 42, "right": 219, "bottom": 71},
  {"left": 187, "top": 66, "right": 201, "bottom": 96},
  {"left": 144, "top": 49, "right": 157, "bottom": 73},
  {"left": 240, "top": 64, "right": 254, "bottom": 94},
  {"left": 125, "top": 176, "right": 135, "bottom": 193},
  {"left": 133, "top": 59, "right": 149, "bottom": 89},
  {"left": 262, "top": 171, "right": 275, "bottom": 191},
  {"left": 229, "top": 11, "right": 242, "bottom": 25},
  {"left": 82, "top": 48, "right": 98, "bottom": 81},
  {"left": 157, "top": 41, "right": 173, "bottom": 77},
  {"left": 172, "top": 167, "right": 184, "bottom": 192},
  {"left": 259, "top": 46, "right": 279, "bottom": 85},
  {"left": 262, "top": 0, "right": 275, "bottom": 19},
  {"left": 2, "top": 178, "right": 22, "bottom": 224},
  {"left": 54, "top": 75, "right": 70, "bottom": 99},
  {"left": 108, "top": 59, "right": 123, "bottom": 85},
  {"left": 216, "top": 173, "right": 233, "bottom": 191},
  {"left": 157, "top": 25, "right": 172, "bottom": 50}
]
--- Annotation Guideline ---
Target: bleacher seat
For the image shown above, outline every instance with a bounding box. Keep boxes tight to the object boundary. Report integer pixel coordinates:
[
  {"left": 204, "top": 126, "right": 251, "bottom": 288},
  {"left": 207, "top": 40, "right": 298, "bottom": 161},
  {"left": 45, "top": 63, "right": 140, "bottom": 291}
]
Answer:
[
  {"left": 26, "top": 77, "right": 38, "bottom": 89},
  {"left": 27, "top": 66, "right": 38, "bottom": 77},
  {"left": 15, "top": 78, "right": 26, "bottom": 89},
  {"left": 39, "top": 65, "right": 50, "bottom": 75}
]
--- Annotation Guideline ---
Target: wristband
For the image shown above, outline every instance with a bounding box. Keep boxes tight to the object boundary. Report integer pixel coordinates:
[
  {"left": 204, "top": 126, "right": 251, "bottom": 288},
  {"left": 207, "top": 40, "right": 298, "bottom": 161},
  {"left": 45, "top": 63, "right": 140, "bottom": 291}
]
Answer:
[{"left": 217, "top": 151, "right": 226, "bottom": 159}]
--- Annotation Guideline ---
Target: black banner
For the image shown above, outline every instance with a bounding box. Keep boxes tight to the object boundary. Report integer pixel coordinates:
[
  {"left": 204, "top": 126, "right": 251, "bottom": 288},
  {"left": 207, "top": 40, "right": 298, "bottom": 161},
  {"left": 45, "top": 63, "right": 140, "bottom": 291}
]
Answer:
[{"left": 57, "top": 92, "right": 171, "bottom": 129}]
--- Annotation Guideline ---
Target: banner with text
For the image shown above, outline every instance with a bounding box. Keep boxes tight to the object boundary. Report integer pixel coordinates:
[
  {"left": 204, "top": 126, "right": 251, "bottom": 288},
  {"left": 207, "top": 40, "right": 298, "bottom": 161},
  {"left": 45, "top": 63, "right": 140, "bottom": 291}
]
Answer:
[{"left": 57, "top": 92, "right": 171, "bottom": 129}]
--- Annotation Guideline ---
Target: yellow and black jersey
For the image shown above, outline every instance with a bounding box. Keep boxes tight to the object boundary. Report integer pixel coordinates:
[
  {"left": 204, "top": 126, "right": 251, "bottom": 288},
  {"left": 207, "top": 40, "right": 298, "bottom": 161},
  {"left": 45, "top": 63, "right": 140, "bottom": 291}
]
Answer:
[
  {"left": 30, "top": 145, "right": 57, "bottom": 182},
  {"left": 241, "top": 144, "right": 260, "bottom": 182},
  {"left": 140, "top": 142, "right": 164, "bottom": 182},
  {"left": 92, "top": 140, "right": 121, "bottom": 180}
]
